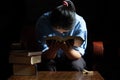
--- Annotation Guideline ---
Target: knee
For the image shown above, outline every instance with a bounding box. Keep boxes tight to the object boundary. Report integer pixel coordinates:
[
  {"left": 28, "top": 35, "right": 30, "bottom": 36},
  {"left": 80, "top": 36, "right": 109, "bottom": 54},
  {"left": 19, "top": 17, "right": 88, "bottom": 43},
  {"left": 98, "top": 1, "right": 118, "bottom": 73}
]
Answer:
[{"left": 71, "top": 59, "right": 86, "bottom": 71}]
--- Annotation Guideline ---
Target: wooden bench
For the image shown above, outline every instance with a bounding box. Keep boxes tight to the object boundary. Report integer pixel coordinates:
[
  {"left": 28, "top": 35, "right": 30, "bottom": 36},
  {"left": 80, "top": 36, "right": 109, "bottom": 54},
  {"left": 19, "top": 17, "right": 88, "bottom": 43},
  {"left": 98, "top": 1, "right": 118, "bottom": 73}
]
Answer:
[{"left": 8, "top": 71, "right": 104, "bottom": 80}]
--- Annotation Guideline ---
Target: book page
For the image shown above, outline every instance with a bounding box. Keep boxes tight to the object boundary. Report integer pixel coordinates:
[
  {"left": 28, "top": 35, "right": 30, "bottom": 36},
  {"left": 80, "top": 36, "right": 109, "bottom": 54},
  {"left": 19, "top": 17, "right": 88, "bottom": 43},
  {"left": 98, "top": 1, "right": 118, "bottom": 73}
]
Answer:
[
  {"left": 28, "top": 51, "right": 42, "bottom": 65},
  {"left": 31, "top": 56, "right": 41, "bottom": 65},
  {"left": 45, "top": 36, "right": 84, "bottom": 47}
]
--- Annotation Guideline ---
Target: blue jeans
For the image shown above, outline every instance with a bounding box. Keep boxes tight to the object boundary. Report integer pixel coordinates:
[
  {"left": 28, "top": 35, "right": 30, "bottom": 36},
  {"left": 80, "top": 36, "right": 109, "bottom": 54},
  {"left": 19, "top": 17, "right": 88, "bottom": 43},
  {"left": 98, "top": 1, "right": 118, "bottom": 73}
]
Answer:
[{"left": 38, "top": 55, "right": 86, "bottom": 71}]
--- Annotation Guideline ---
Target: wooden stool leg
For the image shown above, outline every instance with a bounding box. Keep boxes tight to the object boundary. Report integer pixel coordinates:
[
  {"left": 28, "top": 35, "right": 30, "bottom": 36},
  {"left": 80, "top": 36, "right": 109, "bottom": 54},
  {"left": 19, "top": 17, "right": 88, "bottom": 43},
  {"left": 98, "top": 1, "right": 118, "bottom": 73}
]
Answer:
[
  {"left": 92, "top": 41, "right": 104, "bottom": 70},
  {"left": 93, "top": 41, "right": 104, "bottom": 56}
]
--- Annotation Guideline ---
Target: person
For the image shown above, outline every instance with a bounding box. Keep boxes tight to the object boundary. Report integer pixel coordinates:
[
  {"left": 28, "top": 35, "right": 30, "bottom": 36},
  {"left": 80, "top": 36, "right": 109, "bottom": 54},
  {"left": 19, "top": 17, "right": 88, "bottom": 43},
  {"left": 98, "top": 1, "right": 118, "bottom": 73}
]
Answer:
[{"left": 35, "top": 0, "right": 87, "bottom": 71}]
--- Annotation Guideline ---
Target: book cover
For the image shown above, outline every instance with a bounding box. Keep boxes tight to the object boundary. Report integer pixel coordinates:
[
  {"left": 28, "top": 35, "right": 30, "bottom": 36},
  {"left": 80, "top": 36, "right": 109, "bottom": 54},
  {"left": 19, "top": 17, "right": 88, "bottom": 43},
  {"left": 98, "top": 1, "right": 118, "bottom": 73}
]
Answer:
[
  {"left": 13, "top": 64, "right": 36, "bottom": 75},
  {"left": 9, "top": 50, "right": 31, "bottom": 64},
  {"left": 9, "top": 50, "right": 42, "bottom": 65}
]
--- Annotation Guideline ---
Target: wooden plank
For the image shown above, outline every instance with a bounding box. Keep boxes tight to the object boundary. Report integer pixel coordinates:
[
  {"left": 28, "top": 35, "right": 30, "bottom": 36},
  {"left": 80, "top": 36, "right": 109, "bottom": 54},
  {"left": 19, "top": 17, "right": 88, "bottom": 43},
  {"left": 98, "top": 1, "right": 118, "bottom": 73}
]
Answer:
[{"left": 9, "top": 71, "right": 104, "bottom": 80}]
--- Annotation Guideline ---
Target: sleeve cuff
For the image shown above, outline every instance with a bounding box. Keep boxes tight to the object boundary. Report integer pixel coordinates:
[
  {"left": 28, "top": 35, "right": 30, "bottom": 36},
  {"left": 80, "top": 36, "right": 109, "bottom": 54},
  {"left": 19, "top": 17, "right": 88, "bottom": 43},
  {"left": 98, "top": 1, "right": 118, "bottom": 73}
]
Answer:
[{"left": 72, "top": 46, "right": 85, "bottom": 56}]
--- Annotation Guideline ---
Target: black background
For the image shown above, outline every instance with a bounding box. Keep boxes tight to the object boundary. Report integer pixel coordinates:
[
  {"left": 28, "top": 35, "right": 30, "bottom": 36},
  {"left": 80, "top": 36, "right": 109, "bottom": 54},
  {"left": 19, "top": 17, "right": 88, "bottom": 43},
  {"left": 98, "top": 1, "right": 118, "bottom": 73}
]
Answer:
[{"left": 0, "top": 0, "right": 119, "bottom": 80}]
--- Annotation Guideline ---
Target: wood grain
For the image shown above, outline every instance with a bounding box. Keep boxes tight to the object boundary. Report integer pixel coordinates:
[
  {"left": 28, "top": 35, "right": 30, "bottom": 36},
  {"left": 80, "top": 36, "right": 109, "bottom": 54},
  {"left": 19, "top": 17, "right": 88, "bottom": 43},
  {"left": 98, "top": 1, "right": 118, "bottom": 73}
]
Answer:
[{"left": 9, "top": 71, "right": 104, "bottom": 80}]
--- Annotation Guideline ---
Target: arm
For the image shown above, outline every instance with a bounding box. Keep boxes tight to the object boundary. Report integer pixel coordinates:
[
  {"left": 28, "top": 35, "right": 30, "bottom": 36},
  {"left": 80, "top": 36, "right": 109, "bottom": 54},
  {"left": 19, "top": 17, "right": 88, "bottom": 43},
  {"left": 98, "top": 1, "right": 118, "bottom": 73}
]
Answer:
[
  {"left": 35, "top": 12, "right": 59, "bottom": 59},
  {"left": 61, "top": 16, "right": 87, "bottom": 60},
  {"left": 42, "top": 41, "right": 61, "bottom": 59},
  {"left": 60, "top": 42, "right": 81, "bottom": 60}
]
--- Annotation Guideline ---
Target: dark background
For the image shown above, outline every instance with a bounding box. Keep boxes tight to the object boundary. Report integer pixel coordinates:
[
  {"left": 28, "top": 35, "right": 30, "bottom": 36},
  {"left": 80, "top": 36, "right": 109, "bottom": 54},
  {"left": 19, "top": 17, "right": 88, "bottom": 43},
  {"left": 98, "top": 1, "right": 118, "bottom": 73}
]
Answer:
[{"left": 0, "top": 0, "right": 119, "bottom": 80}]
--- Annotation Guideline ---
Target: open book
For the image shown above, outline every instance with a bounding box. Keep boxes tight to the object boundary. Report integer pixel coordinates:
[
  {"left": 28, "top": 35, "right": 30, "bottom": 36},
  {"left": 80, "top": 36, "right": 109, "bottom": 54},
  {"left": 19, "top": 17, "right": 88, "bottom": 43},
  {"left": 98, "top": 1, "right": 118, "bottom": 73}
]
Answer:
[{"left": 45, "top": 36, "right": 84, "bottom": 47}]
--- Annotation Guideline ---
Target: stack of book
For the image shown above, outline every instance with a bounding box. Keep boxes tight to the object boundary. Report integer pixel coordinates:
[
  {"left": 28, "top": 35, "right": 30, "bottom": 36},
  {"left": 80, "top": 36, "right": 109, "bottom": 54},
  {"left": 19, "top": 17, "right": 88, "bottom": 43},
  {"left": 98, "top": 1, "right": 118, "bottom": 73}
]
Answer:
[{"left": 9, "top": 43, "right": 41, "bottom": 76}]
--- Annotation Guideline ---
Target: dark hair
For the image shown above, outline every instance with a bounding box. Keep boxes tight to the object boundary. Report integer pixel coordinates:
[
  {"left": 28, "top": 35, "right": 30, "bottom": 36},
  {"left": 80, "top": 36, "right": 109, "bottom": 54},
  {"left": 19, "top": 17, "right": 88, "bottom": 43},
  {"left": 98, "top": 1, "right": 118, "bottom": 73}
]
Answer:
[{"left": 50, "top": 0, "right": 76, "bottom": 30}]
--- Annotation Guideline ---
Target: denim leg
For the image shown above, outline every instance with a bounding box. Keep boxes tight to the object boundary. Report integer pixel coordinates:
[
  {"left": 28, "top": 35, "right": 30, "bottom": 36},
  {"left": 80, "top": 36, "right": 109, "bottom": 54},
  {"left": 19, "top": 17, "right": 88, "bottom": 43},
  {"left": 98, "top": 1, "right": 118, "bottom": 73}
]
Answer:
[
  {"left": 56, "top": 57, "right": 86, "bottom": 71},
  {"left": 38, "top": 59, "right": 56, "bottom": 71},
  {"left": 71, "top": 58, "right": 86, "bottom": 71}
]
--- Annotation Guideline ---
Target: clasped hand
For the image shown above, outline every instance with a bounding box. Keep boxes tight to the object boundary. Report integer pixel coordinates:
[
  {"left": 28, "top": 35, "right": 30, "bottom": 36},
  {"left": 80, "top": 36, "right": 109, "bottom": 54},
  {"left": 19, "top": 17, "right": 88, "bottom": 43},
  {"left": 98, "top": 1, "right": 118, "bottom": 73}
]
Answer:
[{"left": 47, "top": 40, "right": 74, "bottom": 52}]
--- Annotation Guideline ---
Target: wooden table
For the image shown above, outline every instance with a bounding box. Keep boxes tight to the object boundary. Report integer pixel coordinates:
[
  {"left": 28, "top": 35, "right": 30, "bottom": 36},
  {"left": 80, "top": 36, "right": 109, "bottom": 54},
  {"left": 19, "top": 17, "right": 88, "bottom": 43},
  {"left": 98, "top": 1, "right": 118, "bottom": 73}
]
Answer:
[{"left": 8, "top": 71, "right": 104, "bottom": 80}]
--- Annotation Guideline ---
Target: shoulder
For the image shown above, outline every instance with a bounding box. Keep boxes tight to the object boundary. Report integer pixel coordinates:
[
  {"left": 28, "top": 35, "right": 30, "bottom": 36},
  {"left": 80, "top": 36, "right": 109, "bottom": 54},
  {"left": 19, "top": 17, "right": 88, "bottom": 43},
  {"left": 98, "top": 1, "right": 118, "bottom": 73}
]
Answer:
[
  {"left": 75, "top": 13, "right": 86, "bottom": 23},
  {"left": 36, "top": 11, "right": 51, "bottom": 26},
  {"left": 38, "top": 11, "right": 51, "bottom": 20},
  {"left": 42, "top": 11, "right": 51, "bottom": 17},
  {"left": 73, "top": 13, "right": 87, "bottom": 30}
]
